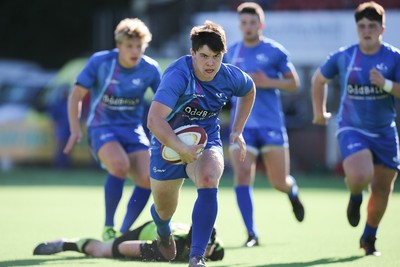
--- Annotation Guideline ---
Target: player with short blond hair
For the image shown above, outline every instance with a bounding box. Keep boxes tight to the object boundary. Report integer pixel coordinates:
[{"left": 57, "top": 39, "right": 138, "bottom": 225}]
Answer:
[
  {"left": 64, "top": 17, "right": 161, "bottom": 241},
  {"left": 114, "top": 18, "right": 152, "bottom": 46}
]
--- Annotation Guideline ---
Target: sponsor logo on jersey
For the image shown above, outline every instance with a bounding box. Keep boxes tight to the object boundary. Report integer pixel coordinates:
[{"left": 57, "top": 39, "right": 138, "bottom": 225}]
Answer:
[
  {"left": 193, "top": 93, "right": 205, "bottom": 98},
  {"left": 347, "top": 84, "right": 384, "bottom": 96},
  {"left": 109, "top": 79, "right": 120, "bottom": 84},
  {"left": 102, "top": 94, "right": 140, "bottom": 106},
  {"left": 347, "top": 66, "right": 362, "bottom": 71},
  {"left": 152, "top": 167, "right": 166, "bottom": 173},
  {"left": 183, "top": 106, "right": 217, "bottom": 119},
  {"left": 132, "top": 78, "right": 141, "bottom": 86},
  {"left": 215, "top": 92, "right": 227, "bottom": 99},
  {"left": 256, "top": 53, "right": 269, "bottom": 62},
  {"left": 347, "top": 142, "right": 362, "bottom": 150},
  {"left": 100, "top": 133, "right": 114, "bottom": 140},
  {"left": 376, "top": 63, "right": 388, "bottom": 72}
]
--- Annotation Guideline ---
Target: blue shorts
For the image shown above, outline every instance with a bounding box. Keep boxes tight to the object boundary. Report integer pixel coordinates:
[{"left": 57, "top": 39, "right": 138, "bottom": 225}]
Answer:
[
  {"left": 231, "top": 127, "right": 288, "bottom": 156},
  {"left": 150, "top": 138, "right": 223, "bottom": 181},
  {"left": 337, "top": 127, "right": 400, "bottom": 171},
  {"left": 88, "top": 124, "right": 150, "bottom": 160}
]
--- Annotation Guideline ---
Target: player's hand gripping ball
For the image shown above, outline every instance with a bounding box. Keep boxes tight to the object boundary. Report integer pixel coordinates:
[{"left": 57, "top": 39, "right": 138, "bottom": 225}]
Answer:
[{"left": 161, "top": 125, "right": 208, "bottom": 164}]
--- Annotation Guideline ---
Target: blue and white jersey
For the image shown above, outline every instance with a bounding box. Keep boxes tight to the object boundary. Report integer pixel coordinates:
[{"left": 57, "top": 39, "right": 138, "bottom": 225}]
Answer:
[
  {"left": 76, "top": 49, "right": 161, "bottom": 127},
  {"left": 320, "top": 43, "right": 400, "bottom": 132},
  {"left": 152, "top": 55, "right": 253, "bottom": 144},
  {"left": 225, "top": 38, "right": 294, "bottom": 130}
]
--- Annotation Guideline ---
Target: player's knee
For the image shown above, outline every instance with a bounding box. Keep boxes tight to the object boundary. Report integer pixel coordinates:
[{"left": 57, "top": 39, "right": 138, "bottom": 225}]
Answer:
[
  {"left": 197, "top": 174, "right": 219, "bottom": 188},
  {"left": 235, "top": 168, "right": 251, "bottom": 182},
  {"left": 130, "top": 173, "right": 151, "bottom": 188},
  {"left": 136, "top": 178, "right": 151, "bottom": 189},
  {"left": 346, "top": 173, "right": 370, "bottom": 188},
  {"left": 109, "top": 161, "right": 130, "bottom": 177}
]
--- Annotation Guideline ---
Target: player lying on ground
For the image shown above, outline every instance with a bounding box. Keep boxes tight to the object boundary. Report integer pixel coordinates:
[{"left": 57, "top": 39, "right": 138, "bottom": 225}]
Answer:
[{"left": 33, "top": 220, "right": 224, "bottom": 262}]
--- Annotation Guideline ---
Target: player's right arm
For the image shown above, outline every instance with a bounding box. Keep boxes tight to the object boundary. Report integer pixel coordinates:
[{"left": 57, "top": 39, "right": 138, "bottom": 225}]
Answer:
[
  {"left": 147, "top": 101, "right": 202, "bottom": 164},
  {"left": 63, "top": 85, "right": 89, "bottom": 154},
  {"left": 311, "top": 68, "right": 331, "bottom": 126}
]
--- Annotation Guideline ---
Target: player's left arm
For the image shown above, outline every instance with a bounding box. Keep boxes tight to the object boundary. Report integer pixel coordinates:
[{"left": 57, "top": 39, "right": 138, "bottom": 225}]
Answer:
[
  {"left": 369, "top": 68, "right": 400, "bottom": 98},
  {"left": 230, "top": 84, "right": 256, "bottom": 161},
  {"left": 249, "top": 65, "right": 300, "bottom": 92}
]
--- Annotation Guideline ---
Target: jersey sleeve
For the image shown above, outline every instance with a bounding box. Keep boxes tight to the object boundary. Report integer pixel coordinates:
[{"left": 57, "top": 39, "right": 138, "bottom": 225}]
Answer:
[
  {"left": 230, "top": 65, "right": 254, "bottom": 97},
  {"left": 395, "top": 51, "right": 400, "bottom": 82},
  {"left": 320, "top": 51, "right": 340, "bottom": 80},
  {"left": 149, "top": 64, "right": 162, "bottom": 94},
  {"left": 276, "top": 49, "right": 293, "bottom": 74},
  {"left": 76, "top": 55, "right": 97, "bottom": 89},
  {"left": 75, "top": 53, "right": 99, "bottom": 89},
  {"left": 152, "top": 67, "right": 188, "bottom": 109}
]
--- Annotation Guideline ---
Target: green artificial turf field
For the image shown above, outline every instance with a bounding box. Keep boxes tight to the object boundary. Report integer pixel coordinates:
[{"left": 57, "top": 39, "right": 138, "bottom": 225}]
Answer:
[{"left": 0, "top": 167, "right": 399, "bottom": 267}]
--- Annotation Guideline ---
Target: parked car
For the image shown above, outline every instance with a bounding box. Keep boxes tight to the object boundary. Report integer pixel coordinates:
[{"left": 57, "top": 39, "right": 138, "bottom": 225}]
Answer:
[{"left": 0, "top": 58, "right": 92, "bottom": 169}]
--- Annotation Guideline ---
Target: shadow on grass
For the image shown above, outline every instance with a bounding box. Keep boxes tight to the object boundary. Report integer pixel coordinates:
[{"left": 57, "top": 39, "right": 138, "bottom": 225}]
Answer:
[
  {"left": 0, "top": 256, "right": 152, "bottom": 267},
  {"left": 0, "top": 256, "right": 89, "bottom": 267},
  {"left": 217, "top": 255, "right": 364, "bottom": 267}
]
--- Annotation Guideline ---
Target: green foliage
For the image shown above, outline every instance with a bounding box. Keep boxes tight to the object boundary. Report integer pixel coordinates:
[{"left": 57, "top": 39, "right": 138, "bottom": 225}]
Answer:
[{"left": 0, "top": 168, "right": 399, "bottom": 266}]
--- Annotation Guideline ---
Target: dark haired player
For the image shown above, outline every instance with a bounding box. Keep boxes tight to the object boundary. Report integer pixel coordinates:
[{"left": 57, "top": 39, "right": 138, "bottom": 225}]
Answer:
[
  {"left": 147, "top": 20, "right": 255, "bottom": 266},
  {"left": 224, "top": 1, "right": 304, "bottom": 248},
  {"left": 312, "top": 1, "right": 400, "bottom": 256}
]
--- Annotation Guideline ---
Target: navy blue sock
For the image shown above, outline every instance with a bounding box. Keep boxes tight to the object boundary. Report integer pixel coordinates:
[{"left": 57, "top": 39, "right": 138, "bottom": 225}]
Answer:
[
  {"left": 120, "top": 186, "right": 151, "bottom": 233},
  {"left": 235, "top": 185, "right": 257, "bottom": 237},
  {"left": 350, "top": 193, "right": 363, "bottom": 203},
  {"left": 288, "top": 175, "right": 299, "bottom": 200},
  {"left": 150, "top": 204, "right": 171, "bottom": 237},
  {"left": 190, "top": 188, "right": 218, "bottom": 258},
  {"left": 104, "top": 174, "right": 125, "bottom": 226},
  {"left": 362, "top": 223, "right": 378, "bottom": 239}
]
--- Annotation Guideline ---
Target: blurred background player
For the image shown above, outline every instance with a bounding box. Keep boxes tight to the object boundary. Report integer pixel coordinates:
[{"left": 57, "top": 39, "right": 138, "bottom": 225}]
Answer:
[
  {"left": 63, "top": 18, "right": 161, "bottom": 241},
  {"left": 46, "top": 84, "right": 72, "bottom": 169},
  {"left": 33, "top": 220, "right": 225, "bottom": 263},
  {"left": 146, "top": 21, "right": 255, "bottom": 266},
  {"left": 311, "top": 1, "right": 400, "bottom": 256},
  {"left": 224, "top": 2, "right": 305, "bottom": 247}
]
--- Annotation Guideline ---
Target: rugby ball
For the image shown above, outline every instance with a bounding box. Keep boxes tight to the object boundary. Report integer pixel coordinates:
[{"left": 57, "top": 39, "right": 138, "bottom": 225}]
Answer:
[{"left": 161, "top": 125, "right": 208, "bottom": 164}]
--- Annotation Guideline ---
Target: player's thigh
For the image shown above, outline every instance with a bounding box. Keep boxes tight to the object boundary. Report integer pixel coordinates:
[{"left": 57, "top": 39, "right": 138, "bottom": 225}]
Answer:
[
  {"left": 187, "top": 148, "right": 224, "bottom": 188},
  {"left": 85, "top": 240, "right": 113, "bottom": 258},
  {"left": 150, "top": 178, "right": 184, "bottom": 218},
  {"left": 127, "top": 149, "right": 150, "bottom": 188},
  {"left": 229, "top": 147, "right": 257, "bottom": 185},
  {"left": 343, "top": 149, "right": 374, "bottom": 184},
  {"left": 262, "top": 147, "right": 289, "bottom": 184},
  {"left": 98, "top": 141, "right": 130, "bottom": 176},
  {"left": 117, "top": 241, "right": 142, "bottom": 258}
]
